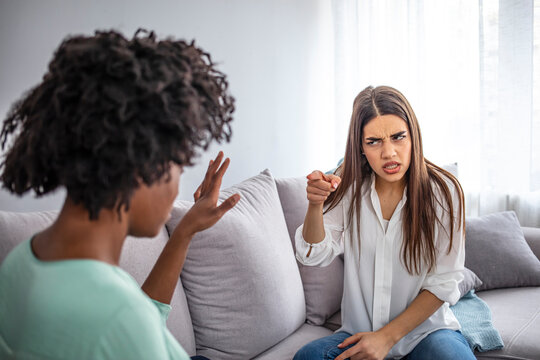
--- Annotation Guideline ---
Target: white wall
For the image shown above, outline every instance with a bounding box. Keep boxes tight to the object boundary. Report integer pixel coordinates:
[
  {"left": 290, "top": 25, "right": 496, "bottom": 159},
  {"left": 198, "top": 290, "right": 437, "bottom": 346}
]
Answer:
[{"left": 0, "top": 0, "right": 337, "bottom": 212}]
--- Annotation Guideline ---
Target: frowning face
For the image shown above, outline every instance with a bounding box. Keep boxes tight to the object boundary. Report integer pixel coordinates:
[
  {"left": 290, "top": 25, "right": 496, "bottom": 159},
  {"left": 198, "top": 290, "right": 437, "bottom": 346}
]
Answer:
[{"left": 362, "top": 114, "right": 412, "bottom": 187}]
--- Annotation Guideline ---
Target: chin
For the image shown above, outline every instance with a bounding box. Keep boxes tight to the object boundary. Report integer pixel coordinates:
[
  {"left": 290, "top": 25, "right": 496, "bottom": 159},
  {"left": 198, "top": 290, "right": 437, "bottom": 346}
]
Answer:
[
  {"left": 378, "top": 171, "right": 406, "bottom": 183},
  {"left": 130, "top": 225, "right": 163, "bottom": 238}
]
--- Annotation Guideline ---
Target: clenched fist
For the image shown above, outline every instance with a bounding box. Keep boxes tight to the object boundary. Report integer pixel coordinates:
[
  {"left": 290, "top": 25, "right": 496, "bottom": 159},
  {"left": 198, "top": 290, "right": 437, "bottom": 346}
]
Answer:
[{"left": 306, "top": 170, "right": 341, "bottom": 206}]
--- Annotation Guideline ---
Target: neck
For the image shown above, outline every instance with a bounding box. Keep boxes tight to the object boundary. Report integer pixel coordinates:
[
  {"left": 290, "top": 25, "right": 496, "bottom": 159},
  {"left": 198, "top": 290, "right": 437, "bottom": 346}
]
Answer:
[
  {"left": 32, "top": 197, "right": 128, "bottom": 265},
  {"left": 374, "top": 175, "right": 406, "bottom": 197}
]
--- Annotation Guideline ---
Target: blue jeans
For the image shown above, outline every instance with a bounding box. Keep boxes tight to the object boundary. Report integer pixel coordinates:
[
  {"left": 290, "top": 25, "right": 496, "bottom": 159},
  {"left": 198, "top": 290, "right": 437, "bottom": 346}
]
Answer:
[{"left": 293, "top": 329, "right": 475, "bottom": 360}]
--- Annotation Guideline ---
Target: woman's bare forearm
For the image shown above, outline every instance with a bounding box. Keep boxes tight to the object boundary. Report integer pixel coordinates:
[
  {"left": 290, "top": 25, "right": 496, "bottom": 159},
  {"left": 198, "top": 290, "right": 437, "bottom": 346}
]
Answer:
[
  {"left": 302, "top": 203, "right": 326, "bottom": 244},
  {"left": 141, "top": 227, "right": 193, "bottom": 304},
  {"left": 379, "top": 290, "right": 444, "bottom": 345}
]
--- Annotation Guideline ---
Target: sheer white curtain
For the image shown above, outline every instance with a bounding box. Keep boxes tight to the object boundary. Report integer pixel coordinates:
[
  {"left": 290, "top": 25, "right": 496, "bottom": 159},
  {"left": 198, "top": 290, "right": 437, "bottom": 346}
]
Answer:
[{"left": 329, "top": 0, "right": 540, "bottom": 226}]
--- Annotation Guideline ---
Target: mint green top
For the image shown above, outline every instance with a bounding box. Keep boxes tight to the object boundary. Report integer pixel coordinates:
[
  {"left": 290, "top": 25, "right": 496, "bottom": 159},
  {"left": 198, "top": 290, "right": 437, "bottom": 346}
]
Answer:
[{"left": 0, "top": 239, "right": 190, "bottom": 360}]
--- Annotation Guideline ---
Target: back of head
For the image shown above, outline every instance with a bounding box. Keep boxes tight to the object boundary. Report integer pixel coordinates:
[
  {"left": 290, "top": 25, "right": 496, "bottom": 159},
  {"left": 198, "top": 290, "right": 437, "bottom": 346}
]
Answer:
[{"left": 0, "top": 29, "right": 235, "bottom": 219}]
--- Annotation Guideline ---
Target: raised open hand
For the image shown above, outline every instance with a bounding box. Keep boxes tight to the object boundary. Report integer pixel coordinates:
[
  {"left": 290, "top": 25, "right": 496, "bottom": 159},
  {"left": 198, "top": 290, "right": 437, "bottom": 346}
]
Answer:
[
  {"left": 178, "top": 151, "right": 240, "bottom": 237},
  {"left": 306, "top": 170, "right": 341, "bottom": 206}
]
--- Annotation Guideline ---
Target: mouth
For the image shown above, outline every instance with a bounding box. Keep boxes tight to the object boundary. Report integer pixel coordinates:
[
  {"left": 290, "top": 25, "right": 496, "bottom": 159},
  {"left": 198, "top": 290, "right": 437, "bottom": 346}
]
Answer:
[{"left": 382, "top": 161, "right": 401, "bottom": 174}]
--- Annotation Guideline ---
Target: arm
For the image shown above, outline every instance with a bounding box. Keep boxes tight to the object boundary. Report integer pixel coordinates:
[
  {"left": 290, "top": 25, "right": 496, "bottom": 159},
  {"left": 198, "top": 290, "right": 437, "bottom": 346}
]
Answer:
[
  {"left": 302, "top": 170, "right": 340, "bottom": 244},
  {"left": 142, "top": 152, "right": 239, "bottom": 304},
  {"left": 295, "top": 170, "right": 344, "bottom": 266}
]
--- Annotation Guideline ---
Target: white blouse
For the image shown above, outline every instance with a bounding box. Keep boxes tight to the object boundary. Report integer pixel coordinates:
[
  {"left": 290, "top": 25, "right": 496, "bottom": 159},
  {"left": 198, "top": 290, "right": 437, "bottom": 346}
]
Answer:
[{"left": 295, "top": 176, "right": 465, "bottom": 359}]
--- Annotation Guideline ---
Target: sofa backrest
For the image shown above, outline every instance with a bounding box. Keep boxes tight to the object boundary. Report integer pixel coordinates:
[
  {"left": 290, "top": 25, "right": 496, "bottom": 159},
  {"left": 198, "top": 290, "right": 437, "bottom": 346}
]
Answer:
[
  {"left": 523, "top": 226, "right": 540, "bottom": 260},
  {"left": 0, "top": 210, "right": 197, "bottom": 356}
]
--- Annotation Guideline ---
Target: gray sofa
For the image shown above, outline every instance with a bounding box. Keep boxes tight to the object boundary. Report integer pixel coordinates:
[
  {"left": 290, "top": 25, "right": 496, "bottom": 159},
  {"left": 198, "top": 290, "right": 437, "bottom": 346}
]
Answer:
[{"left": 1, "top": 170, "right": 539, "bottom": 359}]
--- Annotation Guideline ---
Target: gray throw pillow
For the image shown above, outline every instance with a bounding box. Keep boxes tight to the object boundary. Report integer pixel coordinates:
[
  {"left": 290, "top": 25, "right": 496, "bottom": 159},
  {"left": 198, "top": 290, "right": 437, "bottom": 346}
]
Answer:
[
  {"left": 166, "top": 170, "right": 305, "bottom": 360},
  {"left": 275, "top": 177, "right": 344, "bottom": 326},
  {"left": 459, "top": 267, "right": 483, "bottom": 297},
  {"left": 465, "top": 211, "right": 540, "bottom": 291}
]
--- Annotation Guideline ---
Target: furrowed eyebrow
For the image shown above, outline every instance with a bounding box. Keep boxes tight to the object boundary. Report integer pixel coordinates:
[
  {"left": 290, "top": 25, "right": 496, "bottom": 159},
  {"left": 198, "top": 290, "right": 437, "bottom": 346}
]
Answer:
[
  {"left": 392, "top": 131, "right": 407, "bottom": 137},
  {"left": 365, "top": 131, "right": 407, "bottom": 141}
]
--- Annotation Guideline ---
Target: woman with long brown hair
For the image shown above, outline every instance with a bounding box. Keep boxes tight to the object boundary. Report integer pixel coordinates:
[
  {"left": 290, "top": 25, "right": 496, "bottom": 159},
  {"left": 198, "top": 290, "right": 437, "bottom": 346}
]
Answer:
[{"left": 293, "top": 86, "right": 475, "bottom": 359}]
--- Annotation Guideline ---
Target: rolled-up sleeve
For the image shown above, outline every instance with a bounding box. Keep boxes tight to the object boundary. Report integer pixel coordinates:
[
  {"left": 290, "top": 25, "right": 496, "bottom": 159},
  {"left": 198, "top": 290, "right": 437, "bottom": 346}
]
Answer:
[
  {"left": 421, "top": 183, "right": 465, "bottom": 306},
  {"left": 295, "top": 201, "right": 345, "bottom": 267}
]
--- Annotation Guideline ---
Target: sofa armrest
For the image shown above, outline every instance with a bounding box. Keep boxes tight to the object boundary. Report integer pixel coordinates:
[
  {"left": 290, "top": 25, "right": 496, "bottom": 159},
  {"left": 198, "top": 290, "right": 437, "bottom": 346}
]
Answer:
[{"left": 523, "top": 226, "right": 540, "bottom": 261}]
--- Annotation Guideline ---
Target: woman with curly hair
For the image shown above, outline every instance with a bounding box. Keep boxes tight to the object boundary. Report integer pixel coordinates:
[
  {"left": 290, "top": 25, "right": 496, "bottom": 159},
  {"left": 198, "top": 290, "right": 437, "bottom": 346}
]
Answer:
[
  {"left": 0, "top": 30, "right": 238, "bottom": 360},
  {"left": 293, "top": 86, "right": 475, "bottom": 359}
]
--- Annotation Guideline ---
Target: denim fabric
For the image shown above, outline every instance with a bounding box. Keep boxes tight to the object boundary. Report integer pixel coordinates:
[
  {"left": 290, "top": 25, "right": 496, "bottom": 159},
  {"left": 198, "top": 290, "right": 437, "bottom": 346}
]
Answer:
[
  {"left": 293, "top": 332, "right": 353, "bottom": 360},
  {"left": 293, "top": 330, "right": 475, "bottom": 360},
  {"left": 405, "top": 330, "right": 475, "bottom": 360}
]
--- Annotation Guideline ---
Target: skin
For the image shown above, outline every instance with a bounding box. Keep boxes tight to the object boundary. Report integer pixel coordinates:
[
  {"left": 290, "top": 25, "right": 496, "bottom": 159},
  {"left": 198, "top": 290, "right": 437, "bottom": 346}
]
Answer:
[
  {"left": 31, "top": 151, "right": 239, "bottom": 305},
  {"left": 362, "top": 114, "right": 411, "bottom": 220},
  {"left": 303, "top": 115, "right": 444, "bottom": 360}
]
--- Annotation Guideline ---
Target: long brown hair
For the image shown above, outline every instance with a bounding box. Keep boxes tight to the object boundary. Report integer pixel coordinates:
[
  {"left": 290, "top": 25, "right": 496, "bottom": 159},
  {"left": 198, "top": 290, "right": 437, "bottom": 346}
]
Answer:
[{"left": 325, "top": 86, "right": 465, "bottom": 274}]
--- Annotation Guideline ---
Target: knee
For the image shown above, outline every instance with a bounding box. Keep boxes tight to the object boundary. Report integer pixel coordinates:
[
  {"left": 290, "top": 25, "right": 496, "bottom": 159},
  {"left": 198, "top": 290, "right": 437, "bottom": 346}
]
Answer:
[{"left": 413, "top": 330, "right": 474, "bottom": 360}]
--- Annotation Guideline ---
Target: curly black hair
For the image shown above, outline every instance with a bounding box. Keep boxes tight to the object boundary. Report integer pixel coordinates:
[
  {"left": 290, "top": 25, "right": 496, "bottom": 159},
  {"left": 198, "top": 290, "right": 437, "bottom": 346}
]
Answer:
[{"left": 1, "top": 29, "right": 234, "bottom": 219}]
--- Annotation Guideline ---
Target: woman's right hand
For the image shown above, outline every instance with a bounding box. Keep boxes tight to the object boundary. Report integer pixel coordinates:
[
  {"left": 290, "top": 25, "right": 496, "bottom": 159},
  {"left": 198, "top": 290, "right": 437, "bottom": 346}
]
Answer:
[
  {"left": 177, "top": 151, "right": 240, "bottom": 238},
  {"left": 306, "top": 170, "right": 341, "bottom": 206}
]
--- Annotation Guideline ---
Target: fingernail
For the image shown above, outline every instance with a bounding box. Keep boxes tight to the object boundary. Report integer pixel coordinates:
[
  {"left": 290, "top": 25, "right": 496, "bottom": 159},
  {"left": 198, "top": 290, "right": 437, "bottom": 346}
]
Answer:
[{"left": 333, "top": 182, "right": 338, "bottom": 189}]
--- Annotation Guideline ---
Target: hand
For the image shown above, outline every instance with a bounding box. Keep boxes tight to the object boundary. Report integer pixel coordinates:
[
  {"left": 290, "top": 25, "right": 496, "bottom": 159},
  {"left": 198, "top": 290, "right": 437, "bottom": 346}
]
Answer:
[
  {"left": 177, "top": 151, "right": 240, "bottom": 237},
  {"left": 335, "top": 331, "right": 394, "bottom": 360},
  {"left": 306, "top": 170, "right": 341, "bottom": 206}
]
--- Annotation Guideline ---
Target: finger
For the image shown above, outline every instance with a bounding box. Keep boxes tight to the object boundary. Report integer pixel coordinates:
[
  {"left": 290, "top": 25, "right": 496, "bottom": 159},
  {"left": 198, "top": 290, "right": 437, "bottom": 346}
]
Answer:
[
  {"left": 335, "top": 344, "right": 362, "bottom": 360},
  {"left": 193, "top": 185, "right": 202, "bottom": 201},
  {"left": 338, "top": 334, "right": 361, "bottom": 348},
  {"left": 199, "top": 159, "right": 214, "bottom": 194},
  {"left": 306, "top": 170, "right": 327, "bottom": 181},
  {"left": 327, "top": 174, "right": 342, "bottom": 189},
  {"left": 209, "top": 157, "right": 230, "bottom": 197},
  {"left": 201, "top": 152, "right": 224, "bottom": 194},
  {"left": 306, "top": 186, "right": 331, "bottom": 197},
  {"left": 307, "top": 179, "right": 333, "bottom": 192},
  {"left": 216, "top": 193, "right": 240, "bottom": 216},
  {"left": 307, "top": 194, "right": 327, "bottom": 203},
  {"left": 211, "top": 151, "right": 224, "bottom": 171}
]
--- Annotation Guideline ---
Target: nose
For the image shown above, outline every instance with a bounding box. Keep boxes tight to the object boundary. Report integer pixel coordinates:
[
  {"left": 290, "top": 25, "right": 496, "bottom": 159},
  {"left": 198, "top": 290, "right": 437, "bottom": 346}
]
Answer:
[{"left": 381, "top": 140, "right": 397, "bottom": 159}]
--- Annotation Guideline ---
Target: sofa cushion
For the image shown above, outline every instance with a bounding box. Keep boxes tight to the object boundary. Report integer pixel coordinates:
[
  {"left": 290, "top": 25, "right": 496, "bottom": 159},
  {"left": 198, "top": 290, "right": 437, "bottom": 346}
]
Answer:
[
  {"left": 323, "top": 311, "right": 342, "bottom": 332},
  {"left": 465, "top": 211, "right": 540, "bottom": 291},
  {"left": 252, "top": 323, "right": 334, "bottom": 359},
  {"left": 275, "top": 176, "right": 344, "bottom": 326},
  {"left": 0, "top": 210, "right": 57, "bottom": 263},
  {"left": 167, "top": 169, "right": 305, "bottom": 360},
  {"left": 523, "top": 226, "right": 540, "bottom": 260},
  {"left": 0, "top": 210, "right": 196, "bottom": 356},
  {"left": 476, "top": 287, "right": 540, "bottom": 359},
  {"left": 459, "top": 268, "right": 483, "bottom": 297}
]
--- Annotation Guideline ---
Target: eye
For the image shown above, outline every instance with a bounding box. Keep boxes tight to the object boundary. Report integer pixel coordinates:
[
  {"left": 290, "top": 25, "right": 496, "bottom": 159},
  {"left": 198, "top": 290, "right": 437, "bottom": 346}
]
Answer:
[
  {"left": 393, "top": 134, "right": 406, "bottom": 141},
  {"left": 366, "top": 140, "right": 379, "bottom": 146}
]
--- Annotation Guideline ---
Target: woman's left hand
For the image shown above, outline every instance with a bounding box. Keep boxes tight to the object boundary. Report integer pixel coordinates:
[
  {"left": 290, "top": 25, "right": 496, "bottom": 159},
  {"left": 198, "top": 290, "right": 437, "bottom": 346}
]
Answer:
[{"left": 335, "top": 331, "right": 395, "bottom": 360}]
